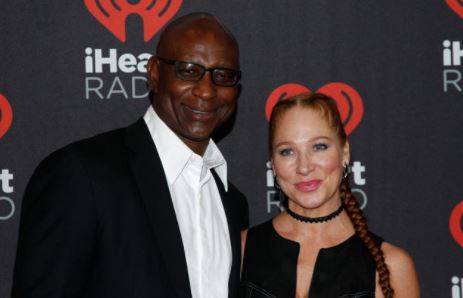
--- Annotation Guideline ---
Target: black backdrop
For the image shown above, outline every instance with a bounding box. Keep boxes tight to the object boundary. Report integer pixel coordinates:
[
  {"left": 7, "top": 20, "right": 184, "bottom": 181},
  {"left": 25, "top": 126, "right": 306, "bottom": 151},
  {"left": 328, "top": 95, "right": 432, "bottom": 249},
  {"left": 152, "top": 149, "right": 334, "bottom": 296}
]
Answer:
[{"left": 1, "top": 1, "right": 463, "bottom": 297}]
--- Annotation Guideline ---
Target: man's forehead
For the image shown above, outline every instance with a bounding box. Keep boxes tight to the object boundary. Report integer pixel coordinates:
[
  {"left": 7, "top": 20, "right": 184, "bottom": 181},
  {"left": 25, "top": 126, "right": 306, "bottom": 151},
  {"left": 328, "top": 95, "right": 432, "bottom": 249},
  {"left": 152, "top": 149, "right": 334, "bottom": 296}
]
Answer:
[
  {"left": 165, "top": 26, "right": 228, "bottom": 43},
  {"left": 156, "top": 14, "right": 238, "bottom": 56},
  {"left": 161, "top": 14, "right": 227, "bottom": 38}
]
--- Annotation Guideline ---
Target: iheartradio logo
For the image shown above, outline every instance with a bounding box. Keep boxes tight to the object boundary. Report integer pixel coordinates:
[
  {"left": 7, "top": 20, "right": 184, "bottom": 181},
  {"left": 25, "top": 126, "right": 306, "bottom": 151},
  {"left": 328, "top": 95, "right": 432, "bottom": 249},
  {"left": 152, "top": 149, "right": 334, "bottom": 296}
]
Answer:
[
  {"left": 265, "top": 83, "right": 364, "bottom": 135},
  {"left": 447, "top": 0, "right": 463, "bottom": 19},
  {"left": 450, "top": 201, "right": 463, "bottom": 249},
  {"left": 0, "top": 94, "right": 13, "bottom": 139},
  {"left": 84, "top": 0, "right": 182, "bottom": 42}
]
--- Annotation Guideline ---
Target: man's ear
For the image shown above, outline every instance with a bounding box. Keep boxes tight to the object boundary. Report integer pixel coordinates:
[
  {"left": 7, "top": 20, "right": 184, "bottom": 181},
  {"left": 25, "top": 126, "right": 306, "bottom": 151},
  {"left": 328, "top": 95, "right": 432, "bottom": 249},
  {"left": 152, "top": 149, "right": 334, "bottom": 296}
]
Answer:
[{"left": 147, "top": 56, "right": 160, "bottom": 93}]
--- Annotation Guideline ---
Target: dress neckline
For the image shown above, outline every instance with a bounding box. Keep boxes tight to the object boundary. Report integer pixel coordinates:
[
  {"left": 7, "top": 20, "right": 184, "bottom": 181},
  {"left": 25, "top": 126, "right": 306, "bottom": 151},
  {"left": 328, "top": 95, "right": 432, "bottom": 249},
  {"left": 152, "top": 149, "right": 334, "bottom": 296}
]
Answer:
[
  {"left": 268, "top": 218, "right": 357, "bottom": 252},
  {"left": 241, "top": 220, "right": 381, "bottom": 298},
  {"left": 268, "top": 219, "right": 359, "bottom": 297}
]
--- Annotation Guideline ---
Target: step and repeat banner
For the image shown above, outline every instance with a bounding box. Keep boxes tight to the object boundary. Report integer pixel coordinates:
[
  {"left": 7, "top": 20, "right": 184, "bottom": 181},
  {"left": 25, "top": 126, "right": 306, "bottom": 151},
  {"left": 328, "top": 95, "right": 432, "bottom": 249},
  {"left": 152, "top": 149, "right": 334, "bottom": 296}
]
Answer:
[{"left": 1, "top": 1, "right": 463, "bottom": 297}]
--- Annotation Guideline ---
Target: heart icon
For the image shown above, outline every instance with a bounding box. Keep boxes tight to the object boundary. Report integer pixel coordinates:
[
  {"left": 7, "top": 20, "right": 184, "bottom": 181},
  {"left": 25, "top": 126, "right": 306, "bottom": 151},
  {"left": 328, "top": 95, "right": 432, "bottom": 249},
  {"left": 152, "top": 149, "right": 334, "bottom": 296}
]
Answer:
[
  {"left": 445, "top": 0, "right": 463, "bottom": 19},
  {"left": 450, "top": 201, "right": 463, "bottom": 249},
  {"left": 0, "top": 94, "right": 13, "bottom": 139},
  {"left": 265, "top": 82, "right": 364, "bottom": 135},
  {"left": 84, "top": 0, "right": 182, "bottom": 42},
  {"left": 446, "top": 0, "right": 463, "bottom": 19}
]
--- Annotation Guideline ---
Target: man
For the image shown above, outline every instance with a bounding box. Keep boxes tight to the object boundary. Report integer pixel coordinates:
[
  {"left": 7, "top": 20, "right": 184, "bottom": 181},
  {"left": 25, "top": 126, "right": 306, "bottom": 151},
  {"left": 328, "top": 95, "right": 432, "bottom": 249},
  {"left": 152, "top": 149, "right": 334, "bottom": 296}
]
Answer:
[{"left": 12, "top": 13, "right": 248, "bottom": 298}]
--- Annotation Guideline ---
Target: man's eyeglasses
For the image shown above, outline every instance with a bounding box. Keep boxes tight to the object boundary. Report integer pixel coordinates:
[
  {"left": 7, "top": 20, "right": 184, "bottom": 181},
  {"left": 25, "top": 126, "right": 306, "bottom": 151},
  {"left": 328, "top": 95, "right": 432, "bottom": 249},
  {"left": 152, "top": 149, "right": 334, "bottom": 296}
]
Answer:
[{"left": 157, "top": 57, "right": 241, "bottom": 87}]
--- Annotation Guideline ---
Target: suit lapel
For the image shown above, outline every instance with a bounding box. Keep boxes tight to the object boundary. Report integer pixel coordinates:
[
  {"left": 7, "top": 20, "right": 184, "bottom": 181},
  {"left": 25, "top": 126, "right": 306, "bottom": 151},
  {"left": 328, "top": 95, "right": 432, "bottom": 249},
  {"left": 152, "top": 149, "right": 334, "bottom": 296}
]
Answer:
[
  {"left": 211, "top": 170, "right": 240, "bottom": 298},
  {"left": 124, "top": 119, "right": 192, "bottom": 298}
]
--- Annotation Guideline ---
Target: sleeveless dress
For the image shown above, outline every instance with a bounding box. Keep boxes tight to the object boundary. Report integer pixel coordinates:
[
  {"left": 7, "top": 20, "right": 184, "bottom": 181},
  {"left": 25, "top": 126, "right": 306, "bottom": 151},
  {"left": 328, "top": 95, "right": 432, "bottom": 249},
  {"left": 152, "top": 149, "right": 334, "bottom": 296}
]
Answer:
[{"left": 240, "top": 220, "right": 383, "bottom": 298}]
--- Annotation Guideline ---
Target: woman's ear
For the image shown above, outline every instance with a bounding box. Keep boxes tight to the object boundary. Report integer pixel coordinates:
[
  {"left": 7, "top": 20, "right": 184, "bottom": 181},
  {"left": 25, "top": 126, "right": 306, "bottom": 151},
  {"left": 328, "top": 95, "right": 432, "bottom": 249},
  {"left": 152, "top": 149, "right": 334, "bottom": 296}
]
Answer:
[{"left": 342, "top": 140, "right": 350, "bottom": 166}]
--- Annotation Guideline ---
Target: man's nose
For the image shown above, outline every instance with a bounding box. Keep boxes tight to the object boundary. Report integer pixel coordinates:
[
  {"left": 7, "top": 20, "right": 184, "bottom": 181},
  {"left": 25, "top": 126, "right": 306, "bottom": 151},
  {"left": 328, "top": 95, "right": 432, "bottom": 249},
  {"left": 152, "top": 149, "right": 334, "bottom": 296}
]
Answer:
[{"left": 192, "top": 72, "right": 217, "bottom": 99}]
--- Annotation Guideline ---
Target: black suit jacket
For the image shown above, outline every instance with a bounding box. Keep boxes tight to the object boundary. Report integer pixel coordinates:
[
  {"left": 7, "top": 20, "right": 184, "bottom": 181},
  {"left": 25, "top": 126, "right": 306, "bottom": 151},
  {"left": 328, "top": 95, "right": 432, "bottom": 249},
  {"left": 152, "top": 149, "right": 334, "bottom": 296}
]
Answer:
[{"left": 12, "top": 119, "right": 249, "bottom": 298}]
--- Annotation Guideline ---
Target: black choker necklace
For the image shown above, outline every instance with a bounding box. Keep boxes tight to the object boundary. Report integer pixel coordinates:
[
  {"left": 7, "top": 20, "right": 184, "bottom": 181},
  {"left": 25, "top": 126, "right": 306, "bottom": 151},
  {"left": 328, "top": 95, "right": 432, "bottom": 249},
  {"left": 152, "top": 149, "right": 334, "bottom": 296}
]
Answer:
[{"left": 286, "top": 204, "right": 344, "bottom": 223}]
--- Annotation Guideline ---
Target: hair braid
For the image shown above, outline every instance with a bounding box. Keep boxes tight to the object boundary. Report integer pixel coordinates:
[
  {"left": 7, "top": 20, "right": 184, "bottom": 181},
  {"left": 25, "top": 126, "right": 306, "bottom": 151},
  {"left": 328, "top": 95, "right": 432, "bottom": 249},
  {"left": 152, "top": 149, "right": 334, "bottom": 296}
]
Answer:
[{"left": 340, "top": 180, "right": 394, "bottom": 298}]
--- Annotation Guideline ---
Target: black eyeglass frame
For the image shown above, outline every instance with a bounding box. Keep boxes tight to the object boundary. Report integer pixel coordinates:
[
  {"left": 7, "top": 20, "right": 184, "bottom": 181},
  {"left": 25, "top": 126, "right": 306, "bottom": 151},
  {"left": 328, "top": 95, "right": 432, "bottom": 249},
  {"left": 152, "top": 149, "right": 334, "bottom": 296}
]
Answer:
[{"left": 157, "top": 57, "right": 241, "bottom": 87}]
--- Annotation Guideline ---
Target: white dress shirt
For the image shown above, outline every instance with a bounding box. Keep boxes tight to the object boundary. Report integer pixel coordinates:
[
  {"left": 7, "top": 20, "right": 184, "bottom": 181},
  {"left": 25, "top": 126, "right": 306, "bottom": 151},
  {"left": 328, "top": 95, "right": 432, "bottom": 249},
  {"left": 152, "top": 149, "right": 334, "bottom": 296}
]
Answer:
[{"left": 143, "top": 106, "right": 232, "bottom": 298}]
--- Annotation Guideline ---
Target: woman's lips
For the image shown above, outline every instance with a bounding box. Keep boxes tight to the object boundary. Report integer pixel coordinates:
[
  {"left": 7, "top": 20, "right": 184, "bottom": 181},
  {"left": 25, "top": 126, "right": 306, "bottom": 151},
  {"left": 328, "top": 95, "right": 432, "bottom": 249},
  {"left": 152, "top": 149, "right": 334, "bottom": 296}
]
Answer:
[{"left": 294, "top": 180, "right": 322, "bottom": 192}]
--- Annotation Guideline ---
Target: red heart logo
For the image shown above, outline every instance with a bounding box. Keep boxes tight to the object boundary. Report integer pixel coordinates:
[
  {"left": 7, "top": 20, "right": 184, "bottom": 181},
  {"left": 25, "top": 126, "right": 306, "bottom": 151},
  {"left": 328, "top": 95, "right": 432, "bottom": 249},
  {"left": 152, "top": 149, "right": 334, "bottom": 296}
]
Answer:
[
  {"left": 446, "top": 0, "right": 463, "bottom": 19},
  {"left": 0, "top": 94, "right": 13, "bottom": 139},
  {"left": 265, "top": 82, "right": 364, "bottom": 135},
  {"left": 84, "top": 0, "right": 182, "bottom": 42},
  {"left": 450, "top": 201, "right": 463, "bottom": 249}
]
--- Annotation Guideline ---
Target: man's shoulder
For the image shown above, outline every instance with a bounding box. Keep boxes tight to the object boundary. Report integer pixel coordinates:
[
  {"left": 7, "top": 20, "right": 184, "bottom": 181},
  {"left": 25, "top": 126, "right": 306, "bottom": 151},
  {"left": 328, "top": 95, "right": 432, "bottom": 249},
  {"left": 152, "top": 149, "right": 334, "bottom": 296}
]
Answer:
[
  {"left": 69, "top": 125, "right": 128, "bottom": 153},
  {"left": 54, "top": 119, "right": 145, "bottom": 159},
  {"left": 38, "top": 120, "right": 146, "bottom": 172}
]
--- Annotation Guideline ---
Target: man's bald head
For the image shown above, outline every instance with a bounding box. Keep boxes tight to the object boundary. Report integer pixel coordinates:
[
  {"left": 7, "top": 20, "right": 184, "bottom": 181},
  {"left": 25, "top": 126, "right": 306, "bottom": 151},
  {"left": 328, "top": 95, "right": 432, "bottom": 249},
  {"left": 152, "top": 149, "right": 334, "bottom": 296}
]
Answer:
[
  {"left": 146, "top": 12, "right": 241, "bottom": 155},
  {"left": 156, "top": 12, "right": 239, "bottom": 62}
]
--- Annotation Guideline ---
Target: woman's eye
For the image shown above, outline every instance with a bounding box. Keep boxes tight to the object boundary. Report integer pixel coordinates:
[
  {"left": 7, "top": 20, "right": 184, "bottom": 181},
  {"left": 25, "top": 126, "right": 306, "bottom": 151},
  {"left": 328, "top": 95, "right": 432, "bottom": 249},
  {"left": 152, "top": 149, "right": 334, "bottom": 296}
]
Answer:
[
  {"left": 313, "top": 143, "right": 328, "bottom": 151},
  {"left": 279, "top": 148, "right": 294, "bottom": 156}
]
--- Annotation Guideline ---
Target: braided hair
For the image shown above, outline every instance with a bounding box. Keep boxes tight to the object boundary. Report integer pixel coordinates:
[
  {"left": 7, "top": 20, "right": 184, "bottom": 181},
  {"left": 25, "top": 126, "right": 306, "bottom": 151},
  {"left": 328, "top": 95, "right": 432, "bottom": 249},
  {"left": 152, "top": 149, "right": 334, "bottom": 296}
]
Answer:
[{"left": 269, "top": 92, "right": 394, "bottom": 298}]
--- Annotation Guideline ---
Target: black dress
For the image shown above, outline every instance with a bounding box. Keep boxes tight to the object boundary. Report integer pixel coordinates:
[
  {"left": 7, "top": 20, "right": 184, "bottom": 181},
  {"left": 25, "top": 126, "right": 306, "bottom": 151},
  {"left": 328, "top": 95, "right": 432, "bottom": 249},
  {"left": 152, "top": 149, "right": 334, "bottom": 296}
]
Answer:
[{"left": 240, "top": 220, "right": 383, "bottom": 298}]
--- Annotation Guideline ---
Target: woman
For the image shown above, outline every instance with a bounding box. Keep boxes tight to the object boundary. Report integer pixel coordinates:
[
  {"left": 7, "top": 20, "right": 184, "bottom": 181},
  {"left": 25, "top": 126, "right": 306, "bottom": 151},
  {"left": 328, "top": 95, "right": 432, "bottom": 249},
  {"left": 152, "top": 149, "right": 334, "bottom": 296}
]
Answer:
[{"left": 240, "top": 93, "right": 419, "bottom": 298}]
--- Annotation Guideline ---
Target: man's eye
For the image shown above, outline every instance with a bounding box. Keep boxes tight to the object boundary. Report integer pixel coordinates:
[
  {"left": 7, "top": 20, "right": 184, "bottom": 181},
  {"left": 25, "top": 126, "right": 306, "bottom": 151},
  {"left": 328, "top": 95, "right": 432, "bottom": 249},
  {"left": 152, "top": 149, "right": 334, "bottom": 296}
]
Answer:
[
  {"left": 214, "top": 70, "right": 233, "bottom": 81},
  {"left": 279, "top": 148, "right": 294, "bottom": 156},
  {"left": 178, "top": 64, "right": 202, "bottom": 78},
  {"left": 313, "top": 143, "right": 328, "bottom": 151},
  {"left": 181, "top": 69, "right": 200, "bottom": 76}
]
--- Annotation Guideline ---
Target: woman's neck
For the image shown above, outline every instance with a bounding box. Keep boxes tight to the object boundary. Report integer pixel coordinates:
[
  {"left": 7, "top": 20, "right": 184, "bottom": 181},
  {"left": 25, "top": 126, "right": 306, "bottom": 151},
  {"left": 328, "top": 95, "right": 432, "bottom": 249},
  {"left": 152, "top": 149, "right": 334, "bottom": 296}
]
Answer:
[{"left": 274, "top": 210, "right": 355, "bottom": 245}]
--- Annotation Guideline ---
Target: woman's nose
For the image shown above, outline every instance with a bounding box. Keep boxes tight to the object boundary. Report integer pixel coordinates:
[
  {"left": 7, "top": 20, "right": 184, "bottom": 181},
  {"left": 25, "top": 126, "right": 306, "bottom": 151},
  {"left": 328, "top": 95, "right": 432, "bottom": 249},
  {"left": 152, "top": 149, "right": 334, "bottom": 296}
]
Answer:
[{"left": 296, "top": 153, "right": 314, "bottom": 175}]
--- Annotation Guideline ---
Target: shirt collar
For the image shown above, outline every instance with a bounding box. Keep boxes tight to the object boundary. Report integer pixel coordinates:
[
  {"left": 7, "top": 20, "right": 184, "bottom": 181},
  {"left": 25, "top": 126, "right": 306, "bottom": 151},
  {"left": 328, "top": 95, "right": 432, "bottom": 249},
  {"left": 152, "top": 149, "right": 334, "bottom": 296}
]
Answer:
[{"left": 143, "top": 106, "right": 228, "bottom": 191}]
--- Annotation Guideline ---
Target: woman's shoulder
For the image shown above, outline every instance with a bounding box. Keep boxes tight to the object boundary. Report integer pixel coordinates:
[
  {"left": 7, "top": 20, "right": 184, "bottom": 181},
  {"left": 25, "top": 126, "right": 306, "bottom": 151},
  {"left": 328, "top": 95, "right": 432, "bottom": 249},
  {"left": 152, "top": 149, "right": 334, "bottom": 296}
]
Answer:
[
  {"left": 379, "top": 241, "right": 420, "bottom": 298},
  {"left": 245, "top": 219, "right": 275, "bottom": 241},
  {"left": 381, "top": 242, "right": 416, "bottom": 275},
  {"left": 241, "top": 219, "right": 274, "bottom": 254},
  {"left": 248, "top": 219, "right": 274, "bottom": 231},
  {"left": 366, "top": 232, "right": 418, "bottom": 282}
]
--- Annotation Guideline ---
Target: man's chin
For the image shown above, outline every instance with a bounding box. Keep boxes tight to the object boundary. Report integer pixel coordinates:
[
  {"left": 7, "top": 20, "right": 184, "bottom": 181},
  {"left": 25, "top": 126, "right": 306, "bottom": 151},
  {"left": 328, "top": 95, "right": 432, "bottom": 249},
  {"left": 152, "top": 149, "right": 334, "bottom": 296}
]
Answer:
[
  {"left": 186, "top": 124, "right": 218, "bottom": 140},
  {"left": 178, "top": 129, "right": 215, "bottom": 143},
  {"left": 185, "top": 132, "right": 213, "bottom": 143}
]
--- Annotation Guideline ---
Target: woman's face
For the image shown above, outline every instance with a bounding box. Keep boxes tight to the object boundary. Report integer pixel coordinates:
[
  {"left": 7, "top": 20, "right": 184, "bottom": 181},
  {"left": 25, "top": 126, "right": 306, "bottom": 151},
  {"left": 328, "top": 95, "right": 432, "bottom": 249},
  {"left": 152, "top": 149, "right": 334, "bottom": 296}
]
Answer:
[{"left": 271, "top": 106, "right": 349, "bottom": 215}]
